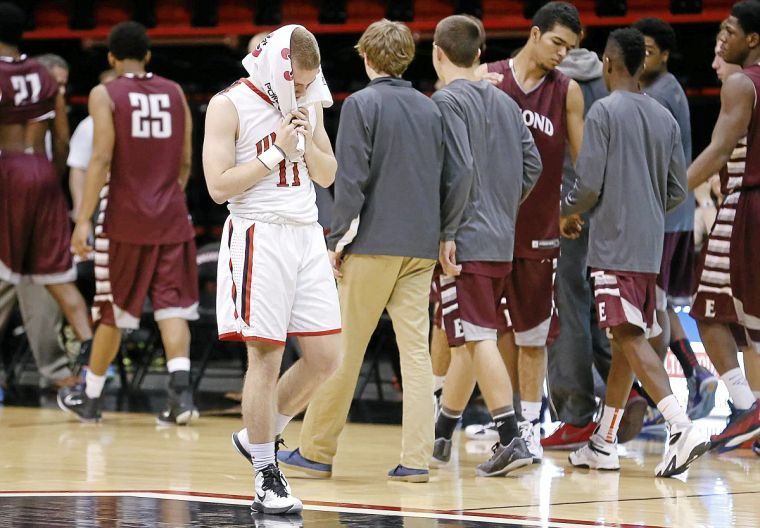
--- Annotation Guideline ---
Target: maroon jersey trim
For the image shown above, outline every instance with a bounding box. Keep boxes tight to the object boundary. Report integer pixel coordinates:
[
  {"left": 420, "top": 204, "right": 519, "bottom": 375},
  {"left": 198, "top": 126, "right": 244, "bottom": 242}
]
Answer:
[{"left": 240, "top": 78, "right": 274, "bottom": 107}]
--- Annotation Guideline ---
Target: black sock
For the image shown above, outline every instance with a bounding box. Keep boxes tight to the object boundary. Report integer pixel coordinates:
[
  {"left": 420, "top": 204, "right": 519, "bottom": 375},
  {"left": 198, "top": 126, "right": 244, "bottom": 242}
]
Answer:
[
  {"left": 670, "top": 338, "right": 699, "bottom": 378},
  {"left": 435, "top": 407, "right": 461, "bottom": 440},
  {"left": 492, "top": 406, "right": 518, "bottom": 445},
  {"left": 169, "top": 370, "right": 191, "bottom": 391}
]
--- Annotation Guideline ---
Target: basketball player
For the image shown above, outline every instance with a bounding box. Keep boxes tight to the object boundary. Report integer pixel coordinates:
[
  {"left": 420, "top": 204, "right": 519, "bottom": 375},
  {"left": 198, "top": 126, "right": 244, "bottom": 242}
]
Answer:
[
  {"left": 58, "top": 22, "right": 200, "bottom": 426},
  {"left": 471, "top": 1, "right": 585, "bottom": 460},
  {"left": 710, "top": 24, "right": 760, "bottom": 455},
  {"left": 633, "top": 17, "right": 719, "bottom": 425},
  {"left": 0, "top": 3, "right": 93, "bottom": 353},
  {"left": 688, "top": 0, "right": 760, "bottom": 451},
  {"left": 562, "top": 28, "right": 710, "bottom": 477},
  {"left": 203, "top": 25, "right": 341, "bottom": 513},
  {"left": 431, "top": 15, "right": 543, "bottom": 476}
]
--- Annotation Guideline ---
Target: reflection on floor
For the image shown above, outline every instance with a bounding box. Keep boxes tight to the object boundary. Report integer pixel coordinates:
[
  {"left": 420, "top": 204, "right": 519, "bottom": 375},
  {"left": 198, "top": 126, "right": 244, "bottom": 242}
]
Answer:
[{"left": 0, "top": 407, "right": 758, "bottom": 528}]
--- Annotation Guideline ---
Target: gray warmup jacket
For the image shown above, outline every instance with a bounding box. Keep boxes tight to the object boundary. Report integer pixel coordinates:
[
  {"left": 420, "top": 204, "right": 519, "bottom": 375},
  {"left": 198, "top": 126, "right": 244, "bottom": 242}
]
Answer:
[
  {"left": 435, "top": 79, "right": 542, "bottom": 262},
  {"left": 327, "top": 77, "right": 444, "bottom": 260},
  {"left": 562, "top": 91, "right": 687, "bottom": 273}
]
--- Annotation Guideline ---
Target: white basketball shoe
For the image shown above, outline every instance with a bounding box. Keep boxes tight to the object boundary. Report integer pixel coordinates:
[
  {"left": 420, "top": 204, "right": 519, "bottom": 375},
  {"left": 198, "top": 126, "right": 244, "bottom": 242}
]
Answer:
[
  {"left": 655, "top": 423, "right": 711, "bottom": 478},
  {"left": 252, "top": 464, "right": 302, "bottom": 515},
  {"left": 568, "top": 434, "right": 620, "bottom": 471}
]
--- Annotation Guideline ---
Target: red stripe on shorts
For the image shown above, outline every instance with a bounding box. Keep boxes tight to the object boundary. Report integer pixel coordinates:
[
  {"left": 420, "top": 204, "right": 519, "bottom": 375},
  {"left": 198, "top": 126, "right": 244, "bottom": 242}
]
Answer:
[
  {"left": 241, "top": 224, "right": 256, "bottom": 325},
  {"left": 227, "top": 219, "right": 239, "bottom": 320}
]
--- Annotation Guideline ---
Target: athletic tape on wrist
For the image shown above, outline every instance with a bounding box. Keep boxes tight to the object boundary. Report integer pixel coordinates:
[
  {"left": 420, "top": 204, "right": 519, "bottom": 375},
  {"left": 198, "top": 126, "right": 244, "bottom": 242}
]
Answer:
[{"left": 258, "top": 147, "right": 285, "bottom": 171}]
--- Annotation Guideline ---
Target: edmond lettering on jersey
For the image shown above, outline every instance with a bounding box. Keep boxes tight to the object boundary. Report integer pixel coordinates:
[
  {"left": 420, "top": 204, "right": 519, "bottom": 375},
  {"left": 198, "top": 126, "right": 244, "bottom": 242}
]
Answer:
[{"left": 522, "top": 109, "right": 554, "bottom": 137}]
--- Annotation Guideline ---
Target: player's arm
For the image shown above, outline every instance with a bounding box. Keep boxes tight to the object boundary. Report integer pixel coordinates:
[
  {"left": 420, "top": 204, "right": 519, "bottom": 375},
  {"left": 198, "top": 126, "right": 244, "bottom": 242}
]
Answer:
[
  {"left": 295, "top": 104, "right": 336, "bottom": 188},
  {"left": 68, "top": 167, "right": 86, "bottom": 219},
  {"left": 324, "top": 97, "right": 371, "bottom": 275},
  {"left": 688, "top": 72, "right": 754, "bottom": 190},
  {"left": 50, "top": 90, "right": 70, "bottom": 177},
  {"left": 666, "top": 127, "right": 687, "bottom": 212},
  {"left": 202, "top": 95, "right": 299, "bottom": 204},
  {"left": 562, "top": 104, "right": 607, "bottom": 218},
  {"left": 565, "top": 79, "right": 585, "bottom": 165},
  {"left": 437, "top": 98, "right": 475, "bottom": 277},
  {"left": 70, "top": 85, "right": 114, "bottom": 259},
  {"left": 178, "top": 88, "right": 193, "bottom": 190}
]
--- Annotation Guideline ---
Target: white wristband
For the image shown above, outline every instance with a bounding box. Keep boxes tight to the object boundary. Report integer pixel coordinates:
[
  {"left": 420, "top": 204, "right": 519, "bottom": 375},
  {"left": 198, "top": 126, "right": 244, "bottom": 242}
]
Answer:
[{"left": 257, "top": 147, "right": 285, "bottom": 171}]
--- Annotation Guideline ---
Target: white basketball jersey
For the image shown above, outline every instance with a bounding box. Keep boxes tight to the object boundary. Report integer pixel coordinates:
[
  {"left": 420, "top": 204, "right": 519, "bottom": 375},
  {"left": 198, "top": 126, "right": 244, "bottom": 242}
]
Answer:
[{"left": 220, "top": 78, "right": 318, "bottom": 224}]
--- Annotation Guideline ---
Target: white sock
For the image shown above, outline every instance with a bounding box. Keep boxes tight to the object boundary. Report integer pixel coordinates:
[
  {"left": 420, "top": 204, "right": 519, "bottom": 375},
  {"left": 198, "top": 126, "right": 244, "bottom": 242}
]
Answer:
[
  {"left": 85, "top": 370, "right": 106, "bottom": 399},
  {"left": 433, "top": 375, "right": 445, "bottom": 393},
  {"left": 251, "top": 442, "right": 275, "bottom": 472},
  {"left": 753, "top": 391, "right": 760, "bottom": 400},
  {"left": 657, "top": 394, "right": 690, "bottom": 428},
  {"left": 597, "top": 405, "right": 624, "bottom": 444},
  {"left": 166, "top": 357, "right": 191, "bottom": 373},
  {"left": 275, "top": 413, "right": 293, "bottom": 436},
  {"left": 521, "top": 400, "right": 542, "bottom": 423},
  {"left": 721, "top": 367, "right": 755, "bottom": 410}
]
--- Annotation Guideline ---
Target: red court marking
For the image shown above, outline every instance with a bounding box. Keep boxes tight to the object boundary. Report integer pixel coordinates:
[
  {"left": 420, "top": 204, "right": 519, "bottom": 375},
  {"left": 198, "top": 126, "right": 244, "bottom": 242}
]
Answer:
[{"left": 0, "top": 489, "right": 664, "bottom": 528}]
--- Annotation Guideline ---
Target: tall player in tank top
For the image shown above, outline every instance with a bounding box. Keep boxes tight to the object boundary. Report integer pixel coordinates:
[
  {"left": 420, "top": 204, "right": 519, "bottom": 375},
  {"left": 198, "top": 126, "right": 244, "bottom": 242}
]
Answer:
[
  {"left": 476, "top": 1, "right": 585, "bottom": 460},
  {"left": 687, "top": 0, "right": 760, "bottom": 451},
  {"left": 203, "top": 26, "right": 341, "bottom": 514},
  {"left": 0, "top": 3, "right": 93, "bottom": 349},
  {"left": 58, "top": 22, "right": 200, "bottom": 426}
]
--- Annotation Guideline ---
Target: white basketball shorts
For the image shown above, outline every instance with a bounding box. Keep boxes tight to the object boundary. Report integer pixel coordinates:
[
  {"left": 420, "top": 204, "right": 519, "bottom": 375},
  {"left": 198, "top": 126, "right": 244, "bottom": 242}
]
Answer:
[{"left": 217, "top": 216, "right": 341, "bottom": 345}]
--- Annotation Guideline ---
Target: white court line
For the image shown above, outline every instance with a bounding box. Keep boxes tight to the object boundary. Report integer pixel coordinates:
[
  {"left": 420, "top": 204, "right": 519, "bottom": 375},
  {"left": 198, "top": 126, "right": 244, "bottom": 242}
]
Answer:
[{"left": 0, "top": 491, "right": 614, "bottom": 527}]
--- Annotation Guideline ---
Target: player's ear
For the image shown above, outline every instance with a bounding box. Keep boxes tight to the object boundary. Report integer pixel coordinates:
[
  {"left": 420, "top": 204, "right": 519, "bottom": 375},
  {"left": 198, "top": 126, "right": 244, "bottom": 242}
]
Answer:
[
  {"left": 144, "top": 50, "right": 152, "bottom": 65},
  {"left": 748, "top": 31, "right": 760, "bottom": 50},
  {"left": 107, "top": 52, "right": 116, "bottom": 68},
  {"left": 662, "top": 49, "right": 670, "bottom": 65},
  {"left": 530, "top": 26, "right": 540, "bottom": 43}
]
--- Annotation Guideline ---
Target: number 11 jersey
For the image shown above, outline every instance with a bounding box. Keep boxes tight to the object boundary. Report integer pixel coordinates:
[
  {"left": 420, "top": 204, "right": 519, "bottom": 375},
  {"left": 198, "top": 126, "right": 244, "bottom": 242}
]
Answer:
[
  {"left": 104, "top": 73, "right": 194, "bottom": 244},
  {"left": 219, "top": 78, "right": 318, "bottom": 225}
]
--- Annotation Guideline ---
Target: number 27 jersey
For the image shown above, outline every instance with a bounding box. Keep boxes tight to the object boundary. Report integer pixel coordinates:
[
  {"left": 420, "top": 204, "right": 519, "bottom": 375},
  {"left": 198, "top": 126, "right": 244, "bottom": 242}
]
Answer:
[
  {"left": 219, "top": 78, "right": 318, "bottom": 225},
  {"left": 104, "top": 73, "right": 194, "bottom": 244}
]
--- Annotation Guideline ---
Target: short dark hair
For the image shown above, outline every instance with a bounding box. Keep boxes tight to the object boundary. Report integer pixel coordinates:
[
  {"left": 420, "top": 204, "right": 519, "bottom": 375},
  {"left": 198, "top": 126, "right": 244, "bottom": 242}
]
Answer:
[
  {"left": 108, "top": 21, "right": 150, "bottom": 61},
  {"left": 609, "top": 28, "right": 646, "bottom": 76},
  {"left": 434, "top": 15, "right": 483, "bottom": 68},
  {"left": 533, "top": 1, "right": 581, "bottom": 35},
  {"left": 632, "top": 17, "right": 677, "bottom": 53},
  {"left": 732, "top": 0, "right": 760, "bottom": 36},
  {"left": 0, "top": 2, "right": 25, "bottom": 46}
]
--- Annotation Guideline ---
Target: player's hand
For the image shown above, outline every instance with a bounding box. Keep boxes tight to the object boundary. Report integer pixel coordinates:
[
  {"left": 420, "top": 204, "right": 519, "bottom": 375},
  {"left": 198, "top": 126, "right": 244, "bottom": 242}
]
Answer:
[
  {"left": 329, "top": 249, "right": 344, "bottom": 279},
  {"left": 273, "top": 115, "right": 300, "bottom": 158},
  {"left": 439, "top": 240, "right": 461, "bottom": 277},
  {"left": 291, "top": 108, "right": 313, "bottom": 154},
  {"left": 481, "top": 71, "right": 504, "bottom": 86},
  {"left": 560, "top": 214, "right": 584, "bottom": 239},
  {"left": 71, "top": 221, "right": 93, "bottom": 260}
]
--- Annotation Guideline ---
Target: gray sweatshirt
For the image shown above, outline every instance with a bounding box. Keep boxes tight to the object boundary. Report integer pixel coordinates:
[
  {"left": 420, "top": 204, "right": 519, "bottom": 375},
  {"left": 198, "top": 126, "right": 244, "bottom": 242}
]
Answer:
[
  {"left": 435, "top": 79, "right": 542, "bottom": 262},
  {"left": 644, "top": 72, "right": 695, "bottom": 233},
  {"left": 562, "top": 91, "right": 687, "bottom": 273},
  {"left": 327, "top": 77, "right": 444, "bottom": 259}
]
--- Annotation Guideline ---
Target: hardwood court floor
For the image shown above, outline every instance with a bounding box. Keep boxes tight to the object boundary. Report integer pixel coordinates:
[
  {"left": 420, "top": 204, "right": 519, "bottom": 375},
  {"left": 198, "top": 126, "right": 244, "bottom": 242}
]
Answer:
[{"left": 0, "top": 406, "right": 758, "bottom": 527}]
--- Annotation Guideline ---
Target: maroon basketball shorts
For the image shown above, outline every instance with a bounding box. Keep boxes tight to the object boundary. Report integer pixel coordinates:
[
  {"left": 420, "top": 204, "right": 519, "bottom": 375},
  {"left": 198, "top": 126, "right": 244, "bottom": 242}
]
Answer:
[
  {"left": 439, "top": 262, "right": 512, "bottom": 348},
  {"left": 0, "top": 152, "right": 75, "bottom": 284},
  {"left": 92, "top": 237, "right": 200, "bottom": 329},
  {"left": 656, "top": 230, "right": 695, "bottom": 310},
  {"left": 431, "top": 263, "right": 443, "bottom": 329},
  {"left": 692, "top": 189, "right": 760, "bottom": 348},
  {"left": 499, "top": 257, "right": 559, "bottom": 347},
  {"left": 591, "top": 269, "right": 661, "bottom": 339}
]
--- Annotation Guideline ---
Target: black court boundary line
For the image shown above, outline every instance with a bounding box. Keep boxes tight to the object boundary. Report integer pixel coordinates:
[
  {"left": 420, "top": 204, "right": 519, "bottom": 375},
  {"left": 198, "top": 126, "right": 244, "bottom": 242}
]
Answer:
[{"left": 459, "top": 489, "right": 760, "bottom": 511}]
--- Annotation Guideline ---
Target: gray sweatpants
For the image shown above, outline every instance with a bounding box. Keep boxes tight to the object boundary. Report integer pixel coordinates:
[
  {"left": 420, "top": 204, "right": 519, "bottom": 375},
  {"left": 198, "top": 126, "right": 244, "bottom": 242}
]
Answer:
[
  {"left": 548, "top": 216, "right": 612, "bottom": 427},
  {"left": 0, "top": 280, "right": 73, "bottom": 385}
]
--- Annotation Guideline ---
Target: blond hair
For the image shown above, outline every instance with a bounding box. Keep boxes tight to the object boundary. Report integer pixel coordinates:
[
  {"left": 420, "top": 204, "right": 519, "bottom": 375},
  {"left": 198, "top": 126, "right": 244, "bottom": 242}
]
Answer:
[
  {"left": 291, "top": 27, "right": 321, "bottom": 70},
  {"left": 355, "top": 19, "right": 415, "bottom": 77}
]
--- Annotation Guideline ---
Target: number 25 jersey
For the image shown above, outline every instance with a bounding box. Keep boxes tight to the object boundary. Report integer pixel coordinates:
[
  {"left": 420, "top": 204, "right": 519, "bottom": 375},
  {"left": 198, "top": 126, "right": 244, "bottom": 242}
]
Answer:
[
  {"left": 104, "top": 73, "right": 194, "bottom": 244},
  {"left": 219, "top": 78, "right": 318, "bottom": 225}
]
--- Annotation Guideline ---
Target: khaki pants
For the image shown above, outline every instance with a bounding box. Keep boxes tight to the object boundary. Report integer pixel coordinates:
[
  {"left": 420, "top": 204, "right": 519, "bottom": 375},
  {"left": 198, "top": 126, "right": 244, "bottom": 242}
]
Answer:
[{"left": 299, "top": 255, "right": 435, "bottom": 470}]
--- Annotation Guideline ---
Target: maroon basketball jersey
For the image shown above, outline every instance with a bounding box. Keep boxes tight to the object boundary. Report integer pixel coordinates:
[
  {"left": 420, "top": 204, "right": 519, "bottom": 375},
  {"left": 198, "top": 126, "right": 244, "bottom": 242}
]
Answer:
[
  {"left": 104, "top": 73, "right": 193, "bottom": 244},
  {"left": 0, "top": 55, "right": 58, "bottom": 125},
  {"left": 739, "top": 64, "right": 760, "bottom": 190},
  {"left": 488, "top": 59, "right": 570, "bottom": 259}
]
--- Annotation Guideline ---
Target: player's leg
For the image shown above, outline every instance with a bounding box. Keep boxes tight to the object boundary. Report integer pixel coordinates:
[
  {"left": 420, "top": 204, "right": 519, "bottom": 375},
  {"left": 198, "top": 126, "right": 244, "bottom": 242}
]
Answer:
[
  {"left": 45, "top": 283, "right": 92, "bottom": 343},
  {"left": 156, "top": 318, "right": 198, "bottom": 425},
  {"left": 469, "top": 338, "right": 533, "bottom": 476},
  {"left": 431, "top": 270, "right": 451, "bottom": 408},
  {"left": 384, "top": 257, "right": 436, "bottom": 481}
]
